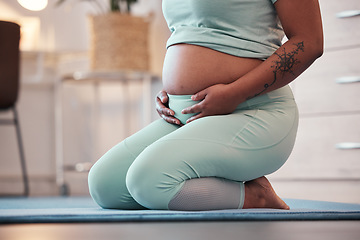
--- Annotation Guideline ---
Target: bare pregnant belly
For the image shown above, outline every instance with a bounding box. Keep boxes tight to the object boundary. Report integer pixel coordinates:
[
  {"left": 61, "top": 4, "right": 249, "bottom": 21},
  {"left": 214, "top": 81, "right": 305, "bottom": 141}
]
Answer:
[{"left": 162, "top": 44, "right": 263, "bottom": 95}]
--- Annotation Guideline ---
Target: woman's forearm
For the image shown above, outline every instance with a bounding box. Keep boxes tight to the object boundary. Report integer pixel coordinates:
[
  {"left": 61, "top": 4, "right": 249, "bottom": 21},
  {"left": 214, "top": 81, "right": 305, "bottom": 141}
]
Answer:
[{"left": 229, "top": 36, "right": 323, "bottom": 104}]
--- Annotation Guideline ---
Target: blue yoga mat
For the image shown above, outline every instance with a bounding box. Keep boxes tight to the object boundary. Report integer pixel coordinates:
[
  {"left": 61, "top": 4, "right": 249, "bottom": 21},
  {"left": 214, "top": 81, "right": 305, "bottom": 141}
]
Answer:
[{"left": 0, "top": 197, "right": 360, "bottom": 223}]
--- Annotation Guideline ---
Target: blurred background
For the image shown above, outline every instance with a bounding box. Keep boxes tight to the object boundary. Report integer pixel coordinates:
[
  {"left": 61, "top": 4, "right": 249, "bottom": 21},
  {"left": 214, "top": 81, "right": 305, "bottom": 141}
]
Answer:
[{"left": 0, "top": 0, "right": 359, "bottom": 203}]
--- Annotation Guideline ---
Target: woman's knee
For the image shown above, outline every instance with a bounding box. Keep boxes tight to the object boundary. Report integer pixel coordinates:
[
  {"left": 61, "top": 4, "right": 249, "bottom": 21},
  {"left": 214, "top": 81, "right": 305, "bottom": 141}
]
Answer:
[
  {"left": 88, "top": 160, "right": 121, "bottom": 209},
  {"left": 125, "top": 161, "right": 164, "bottom": 209},
  {"left": 88, "top": 162, "right": 113, "bottom": 208},
  {"left": 125, "top": 143, "right": 182, "bottom": 210},
  {"left": 88, "top": 155, "right": 144, "bottom": 210}
]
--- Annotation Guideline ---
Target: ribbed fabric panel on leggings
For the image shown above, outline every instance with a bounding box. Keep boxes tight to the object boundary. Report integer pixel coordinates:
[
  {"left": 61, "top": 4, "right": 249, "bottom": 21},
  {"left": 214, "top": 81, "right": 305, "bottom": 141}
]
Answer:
[{"left": 168, "top": 177, "right": 245, "bottom": 211}]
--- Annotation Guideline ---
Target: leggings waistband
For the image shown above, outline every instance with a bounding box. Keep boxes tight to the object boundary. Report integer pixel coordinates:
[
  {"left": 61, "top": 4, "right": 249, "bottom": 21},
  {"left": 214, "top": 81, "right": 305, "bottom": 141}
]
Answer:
[
  {"left": 238, "top": 85, "right": 295, "bottom": 109},
  {"left": 167, "top": 94, "right": 200, "bottom": 125},
  {"left": 168, "top": 85, "right": 295, "bottom": 125}
]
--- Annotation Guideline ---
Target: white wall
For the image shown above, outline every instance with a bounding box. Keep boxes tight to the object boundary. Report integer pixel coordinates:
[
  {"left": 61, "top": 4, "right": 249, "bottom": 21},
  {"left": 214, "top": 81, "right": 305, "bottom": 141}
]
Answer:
[{"left": 0, "top": 0, "right": 169, "bottom": 195}]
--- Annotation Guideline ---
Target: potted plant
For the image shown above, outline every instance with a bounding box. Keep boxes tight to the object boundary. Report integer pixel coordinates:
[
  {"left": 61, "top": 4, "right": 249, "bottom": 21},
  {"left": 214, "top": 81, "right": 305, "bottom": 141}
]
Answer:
[{"left": 56, "top": 0, "right": 149, "bottom": 71}]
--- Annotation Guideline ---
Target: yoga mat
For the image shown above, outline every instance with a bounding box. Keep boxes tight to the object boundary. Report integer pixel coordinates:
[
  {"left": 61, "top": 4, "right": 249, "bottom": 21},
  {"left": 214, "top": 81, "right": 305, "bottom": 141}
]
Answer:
[{"left": 0, "top": 197, "right": 360, "bottom": 223}]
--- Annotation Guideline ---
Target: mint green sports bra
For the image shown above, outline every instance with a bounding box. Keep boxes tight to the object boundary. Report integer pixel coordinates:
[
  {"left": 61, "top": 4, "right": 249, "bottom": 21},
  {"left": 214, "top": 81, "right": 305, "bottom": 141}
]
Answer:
[{"left": 162, "top": 0, "right": 284, "bottom": 59}]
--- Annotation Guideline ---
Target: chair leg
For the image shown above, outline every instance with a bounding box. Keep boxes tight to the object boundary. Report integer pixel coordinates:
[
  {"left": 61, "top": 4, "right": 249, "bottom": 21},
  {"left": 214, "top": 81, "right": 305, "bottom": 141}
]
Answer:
[{"left": 12, "top": 107, "right": 30, "bottom": 196}]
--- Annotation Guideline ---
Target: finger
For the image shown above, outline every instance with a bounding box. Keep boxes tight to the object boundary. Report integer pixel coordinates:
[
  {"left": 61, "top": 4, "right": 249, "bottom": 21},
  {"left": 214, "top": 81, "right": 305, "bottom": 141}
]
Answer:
[
  {"left": 161, "top": 114, "right": 183, "bottom": 126},
  {"left": 186, "top": 113, "right": 206, "bottom": 124},
  {"left": 182, "top": 102, "right": 203, "bottom": 114},
  {"left": 156, "top": 98, "right": 175, "bottom": 116},
  {"left": 157, "top": 105, "right": 175, "bottom": 116},
  {"left": 158, "top": 90, "right": 169, "bottom": 104},
  {"left": 155, "top": 93, "right": 165, "bottom": 108},
  {"left": 191, "top": 89, "right": 207, "bottom": 101}
]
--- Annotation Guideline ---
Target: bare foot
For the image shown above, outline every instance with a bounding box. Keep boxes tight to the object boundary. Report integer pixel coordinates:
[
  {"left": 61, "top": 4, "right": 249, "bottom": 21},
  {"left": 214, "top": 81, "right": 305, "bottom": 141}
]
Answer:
[{"left": 243, "top": 176, "right": 290, "bottom": 210}]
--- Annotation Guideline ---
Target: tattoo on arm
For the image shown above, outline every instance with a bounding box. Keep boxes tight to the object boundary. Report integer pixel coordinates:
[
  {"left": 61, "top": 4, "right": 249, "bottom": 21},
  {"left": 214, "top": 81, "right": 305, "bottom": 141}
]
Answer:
[{"left": 246, "top": 41, "right": 304, "bottom": 99}]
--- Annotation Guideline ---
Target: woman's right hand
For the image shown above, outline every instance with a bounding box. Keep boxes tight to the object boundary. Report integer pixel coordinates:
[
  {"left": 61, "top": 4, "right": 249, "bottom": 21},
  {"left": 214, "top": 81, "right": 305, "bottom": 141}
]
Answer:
[{"left": 156, "top": 90, "right": 182, "bottom": 126}]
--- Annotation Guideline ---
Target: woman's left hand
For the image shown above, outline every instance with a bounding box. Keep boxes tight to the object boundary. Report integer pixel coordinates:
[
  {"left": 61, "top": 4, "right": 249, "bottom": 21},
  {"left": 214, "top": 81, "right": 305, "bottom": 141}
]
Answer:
[{"left": 182, "top": 83, "right": 241, "bottom": 124}]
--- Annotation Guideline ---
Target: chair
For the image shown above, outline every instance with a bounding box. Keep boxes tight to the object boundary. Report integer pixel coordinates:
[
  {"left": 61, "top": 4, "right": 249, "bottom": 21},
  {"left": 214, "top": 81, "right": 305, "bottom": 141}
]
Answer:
[{"left": 0, "top": 20, "right": 29, "bottom": 196}]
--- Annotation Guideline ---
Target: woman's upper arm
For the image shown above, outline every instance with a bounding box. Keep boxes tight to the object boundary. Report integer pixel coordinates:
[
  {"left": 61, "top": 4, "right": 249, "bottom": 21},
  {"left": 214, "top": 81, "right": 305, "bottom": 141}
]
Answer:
[{"left": 274, "top": 0, "right": 324, "bottom": 53}]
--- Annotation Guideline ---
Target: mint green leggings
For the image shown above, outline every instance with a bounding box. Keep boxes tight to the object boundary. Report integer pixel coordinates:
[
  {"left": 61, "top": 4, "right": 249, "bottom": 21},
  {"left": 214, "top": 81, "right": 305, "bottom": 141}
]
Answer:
[{"left": 88, "top": 85, "right": 298, "bottom": 210}]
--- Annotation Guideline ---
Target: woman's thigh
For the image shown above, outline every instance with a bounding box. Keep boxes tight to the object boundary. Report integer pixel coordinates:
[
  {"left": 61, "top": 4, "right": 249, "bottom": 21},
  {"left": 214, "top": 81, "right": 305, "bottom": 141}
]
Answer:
[
  {"left": 126, "top": 97, "right": 299, "bottom": 209},
  {"left": 88, "top": 119, "right": 178, "bottom": 209}
]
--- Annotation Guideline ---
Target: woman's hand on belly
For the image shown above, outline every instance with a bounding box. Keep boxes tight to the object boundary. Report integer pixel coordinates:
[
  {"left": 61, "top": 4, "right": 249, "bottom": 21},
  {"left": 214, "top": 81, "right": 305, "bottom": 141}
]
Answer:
[
  {"left": 182, "top": 83, "right": 242, "bottom": 124},
  {"left": 159, "top": 44, "right": 262, "bottom": 124},
  {"left": 156, "top": 90, "right": 183, "bottom": 126}
]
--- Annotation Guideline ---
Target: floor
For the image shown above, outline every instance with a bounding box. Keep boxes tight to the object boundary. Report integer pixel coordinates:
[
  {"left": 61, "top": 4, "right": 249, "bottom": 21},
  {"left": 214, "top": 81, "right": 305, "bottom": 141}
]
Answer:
[{"left": 0, "top": 221, "right": 359, "bottom": 240}]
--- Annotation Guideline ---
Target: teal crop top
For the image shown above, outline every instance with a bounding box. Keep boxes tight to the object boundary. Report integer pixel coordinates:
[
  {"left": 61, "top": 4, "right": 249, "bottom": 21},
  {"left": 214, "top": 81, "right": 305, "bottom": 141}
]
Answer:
[{"left": 162, "top": 0, "right": 284, "bottom": 59}]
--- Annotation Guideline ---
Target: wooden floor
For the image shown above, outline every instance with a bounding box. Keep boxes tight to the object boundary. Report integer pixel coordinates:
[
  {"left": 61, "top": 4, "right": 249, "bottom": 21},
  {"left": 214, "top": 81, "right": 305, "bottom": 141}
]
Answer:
[{"left": 1, "top": 221, "right": 359, "bottom": 240}]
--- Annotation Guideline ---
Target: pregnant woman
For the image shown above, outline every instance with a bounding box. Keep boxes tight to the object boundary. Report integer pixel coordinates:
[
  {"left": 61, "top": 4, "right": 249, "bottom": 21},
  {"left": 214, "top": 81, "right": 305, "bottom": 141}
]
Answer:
[{"left": 88, "top": 0, "right": 323, "bottom": 210}]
